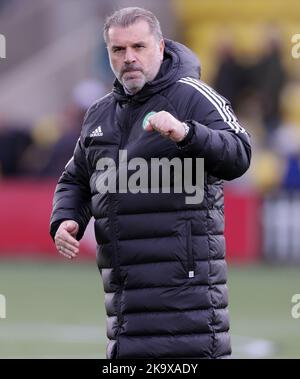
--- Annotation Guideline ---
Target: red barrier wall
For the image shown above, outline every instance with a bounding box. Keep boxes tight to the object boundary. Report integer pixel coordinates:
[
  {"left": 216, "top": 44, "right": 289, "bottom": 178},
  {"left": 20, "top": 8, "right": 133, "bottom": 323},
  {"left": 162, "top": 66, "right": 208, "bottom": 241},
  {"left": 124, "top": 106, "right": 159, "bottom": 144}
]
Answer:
[
  {"left": 224, "top": 187, "right": 261, "bottom": 263},
  {"left": 0, "top": 180, "right": 95, "bottom": 259},
  {"left": 0, "top": 181, "right": 261, "bottom": 262}
]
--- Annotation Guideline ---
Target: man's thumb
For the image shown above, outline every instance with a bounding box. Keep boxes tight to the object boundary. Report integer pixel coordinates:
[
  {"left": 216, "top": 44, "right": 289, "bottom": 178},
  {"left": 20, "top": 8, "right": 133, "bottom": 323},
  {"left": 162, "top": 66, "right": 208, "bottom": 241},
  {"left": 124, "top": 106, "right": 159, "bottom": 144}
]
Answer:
[{"left": 64, "top": 221, "right": 79, "bottom": 236}]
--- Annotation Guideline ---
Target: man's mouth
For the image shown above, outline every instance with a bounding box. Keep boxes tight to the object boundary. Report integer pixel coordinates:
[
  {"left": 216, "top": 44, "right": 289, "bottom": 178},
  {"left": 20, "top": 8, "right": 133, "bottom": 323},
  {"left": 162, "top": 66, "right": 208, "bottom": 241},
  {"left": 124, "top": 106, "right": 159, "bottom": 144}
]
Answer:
[{"left": 123, "top": 70, "right": 142, "bottom": 79}]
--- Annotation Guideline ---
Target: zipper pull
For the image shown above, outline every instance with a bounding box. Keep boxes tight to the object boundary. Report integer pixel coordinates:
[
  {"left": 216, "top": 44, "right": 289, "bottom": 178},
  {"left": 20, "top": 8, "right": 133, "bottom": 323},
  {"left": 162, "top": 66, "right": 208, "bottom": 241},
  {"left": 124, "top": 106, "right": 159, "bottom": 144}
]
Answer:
[{"left": 188, "top": 271, "right": 195, "bottom": 278}]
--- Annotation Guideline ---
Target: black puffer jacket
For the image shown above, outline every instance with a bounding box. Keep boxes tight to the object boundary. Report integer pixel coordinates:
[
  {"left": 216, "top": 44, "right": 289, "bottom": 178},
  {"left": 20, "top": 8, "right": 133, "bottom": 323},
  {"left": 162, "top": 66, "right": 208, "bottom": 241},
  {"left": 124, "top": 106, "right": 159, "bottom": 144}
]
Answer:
[{"left": 50, "top": 39, "right": 251, "bottom": 358}]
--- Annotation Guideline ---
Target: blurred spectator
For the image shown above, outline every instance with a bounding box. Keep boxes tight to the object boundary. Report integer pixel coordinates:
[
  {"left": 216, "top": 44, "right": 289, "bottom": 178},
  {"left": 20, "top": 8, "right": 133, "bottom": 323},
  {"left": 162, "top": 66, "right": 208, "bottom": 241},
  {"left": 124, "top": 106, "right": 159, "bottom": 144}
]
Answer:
[
  {"left": 19, "top": 115, "right": 63, "bottom": 176},
  {"left": 251, "top": 29, "right": 286, "bottom": 132},
  {"left": 0, "top": 114, "right": 33, "bottom": 177},
  {"left": 0, "top": 80, "right": 105, "bottom": 179},
  {"left": 282, "top": 154, "right": 300, "bottom": 189},
  {"left": 213, "top": 38, "right": 245, "bottom": 108},
  {"left": 271, "top": 123, "right": 300, "bottom": 190},
  {"left": 39, "top": 79, "right": 105, "bottom": 177},
  {"left": 214, "top": 28, "right": 287, "bottom": 135},
  {"left": 212, "top": 28, "right": 294, "bottom": 194}
]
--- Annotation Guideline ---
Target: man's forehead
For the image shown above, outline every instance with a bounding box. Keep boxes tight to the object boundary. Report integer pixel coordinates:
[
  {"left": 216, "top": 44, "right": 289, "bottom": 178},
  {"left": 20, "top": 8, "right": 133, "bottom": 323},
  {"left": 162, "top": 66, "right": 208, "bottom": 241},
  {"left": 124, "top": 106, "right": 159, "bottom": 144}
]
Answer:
[{"left": 108, "top": 20, "right": 153, "bottom": 45}]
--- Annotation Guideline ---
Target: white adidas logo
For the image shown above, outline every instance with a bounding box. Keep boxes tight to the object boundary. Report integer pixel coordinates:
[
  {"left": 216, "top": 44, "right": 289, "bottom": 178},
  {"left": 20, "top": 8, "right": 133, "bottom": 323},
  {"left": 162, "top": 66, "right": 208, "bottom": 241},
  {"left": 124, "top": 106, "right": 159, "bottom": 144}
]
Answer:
[{"left": 90, "top": 126, "right": 103, "bottom": 137}]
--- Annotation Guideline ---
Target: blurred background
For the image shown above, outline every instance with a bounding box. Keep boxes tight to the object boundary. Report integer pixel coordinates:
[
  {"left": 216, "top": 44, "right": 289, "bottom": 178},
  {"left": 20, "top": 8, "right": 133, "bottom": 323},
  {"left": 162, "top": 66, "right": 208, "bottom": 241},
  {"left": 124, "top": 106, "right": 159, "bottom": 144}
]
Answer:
[{"left": 0, "top": 0, "right": 300, "bottom": 359}]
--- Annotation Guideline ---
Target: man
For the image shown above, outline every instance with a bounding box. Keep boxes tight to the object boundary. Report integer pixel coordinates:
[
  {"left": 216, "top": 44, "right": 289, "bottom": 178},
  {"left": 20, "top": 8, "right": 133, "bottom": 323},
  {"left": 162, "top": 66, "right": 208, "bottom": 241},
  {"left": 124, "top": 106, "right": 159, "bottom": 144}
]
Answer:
[{"left": 50, "top": 7, "right": 251, "bottom": 359}]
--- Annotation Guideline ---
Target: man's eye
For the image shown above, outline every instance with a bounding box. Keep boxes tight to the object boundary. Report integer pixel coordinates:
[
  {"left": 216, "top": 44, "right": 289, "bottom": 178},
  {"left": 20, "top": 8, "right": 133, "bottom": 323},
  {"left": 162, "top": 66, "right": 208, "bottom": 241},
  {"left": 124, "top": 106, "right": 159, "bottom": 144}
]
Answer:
[
  {"left": 135, "top": 45, "right": 145, "bottom": 49},
  {"left": 112, "top": 48, "right": 124, "bottom": 53}
]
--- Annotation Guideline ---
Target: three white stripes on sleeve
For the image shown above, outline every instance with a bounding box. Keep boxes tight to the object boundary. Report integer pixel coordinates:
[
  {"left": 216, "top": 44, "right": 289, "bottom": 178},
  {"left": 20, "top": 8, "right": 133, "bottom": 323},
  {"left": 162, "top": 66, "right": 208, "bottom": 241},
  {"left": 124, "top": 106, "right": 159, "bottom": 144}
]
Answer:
[{"left": 178, "top": 77, "right": 246, "bottom": 134}]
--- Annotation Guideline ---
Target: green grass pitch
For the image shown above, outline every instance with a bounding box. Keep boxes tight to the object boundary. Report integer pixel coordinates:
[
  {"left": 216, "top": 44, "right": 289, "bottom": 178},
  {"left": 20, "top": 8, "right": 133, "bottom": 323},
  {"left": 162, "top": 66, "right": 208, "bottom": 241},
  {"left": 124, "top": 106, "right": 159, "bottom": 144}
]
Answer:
[{"left": 0, "top": 261, "right": 299, "bottom": 358}]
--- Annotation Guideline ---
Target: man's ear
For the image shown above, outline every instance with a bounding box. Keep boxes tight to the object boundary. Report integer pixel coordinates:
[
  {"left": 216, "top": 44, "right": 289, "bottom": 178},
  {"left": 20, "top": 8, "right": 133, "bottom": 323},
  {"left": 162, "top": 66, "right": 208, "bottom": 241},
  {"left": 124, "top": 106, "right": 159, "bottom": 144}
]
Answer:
[{"left": 159, "top": 39, "right": 165, "bottom": 61}]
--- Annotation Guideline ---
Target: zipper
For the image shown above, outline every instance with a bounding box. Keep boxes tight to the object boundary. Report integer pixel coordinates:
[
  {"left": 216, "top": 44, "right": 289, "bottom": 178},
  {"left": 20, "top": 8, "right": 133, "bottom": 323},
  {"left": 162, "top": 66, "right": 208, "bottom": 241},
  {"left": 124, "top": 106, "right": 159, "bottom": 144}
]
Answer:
[
  {"left": 186, "top": 220, "right": 195, "bottom": 278},
  {"left": 109, "top": 102, "right": 133, "bottom": 282},
  {"left": 108, "top": 101, "right": 134, "bottom": 358}
]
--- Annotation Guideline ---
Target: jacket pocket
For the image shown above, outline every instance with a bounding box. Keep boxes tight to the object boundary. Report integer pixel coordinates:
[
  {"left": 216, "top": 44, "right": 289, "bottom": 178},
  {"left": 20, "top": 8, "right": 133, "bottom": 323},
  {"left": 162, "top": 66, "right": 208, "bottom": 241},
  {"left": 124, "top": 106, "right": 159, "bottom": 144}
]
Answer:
[{"left": 186, "top": 221, "right": 195, "bottom": 278}]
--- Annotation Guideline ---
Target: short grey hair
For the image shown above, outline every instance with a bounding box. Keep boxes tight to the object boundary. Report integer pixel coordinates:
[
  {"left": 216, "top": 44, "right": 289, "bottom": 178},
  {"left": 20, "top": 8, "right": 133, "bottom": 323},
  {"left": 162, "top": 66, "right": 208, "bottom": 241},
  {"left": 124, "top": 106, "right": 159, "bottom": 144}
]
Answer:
[{"left": 103, "top": 7, "right": 163, "bottom": 44}]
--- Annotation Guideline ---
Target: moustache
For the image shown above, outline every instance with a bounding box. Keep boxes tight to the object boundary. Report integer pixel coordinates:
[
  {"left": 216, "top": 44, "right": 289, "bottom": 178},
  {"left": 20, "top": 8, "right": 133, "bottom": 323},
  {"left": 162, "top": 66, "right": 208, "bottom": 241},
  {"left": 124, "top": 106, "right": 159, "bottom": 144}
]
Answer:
[{"left": 121, "top": 65, "right": 143, "bottom": 75}]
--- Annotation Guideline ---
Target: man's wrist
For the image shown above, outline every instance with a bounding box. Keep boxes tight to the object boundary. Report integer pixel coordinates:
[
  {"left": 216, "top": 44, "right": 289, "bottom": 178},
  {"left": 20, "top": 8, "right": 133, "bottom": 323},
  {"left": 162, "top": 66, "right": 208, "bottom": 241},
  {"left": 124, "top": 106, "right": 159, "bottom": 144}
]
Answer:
[
  {"left": 176, "top": 121, "right": 195, "bottom": 148},
  {"left": 182, "top": 122, "right": 190, "bottom": 140},
  {"left": 176, "top": 122, "right": 190, "bottom": 143}
]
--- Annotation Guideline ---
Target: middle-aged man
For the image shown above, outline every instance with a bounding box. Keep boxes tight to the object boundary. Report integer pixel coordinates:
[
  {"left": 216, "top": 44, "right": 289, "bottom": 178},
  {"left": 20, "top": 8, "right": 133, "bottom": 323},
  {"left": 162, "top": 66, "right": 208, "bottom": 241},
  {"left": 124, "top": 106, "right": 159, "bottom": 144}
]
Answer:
[{"left": 50, "top": 7, "right": 251, "bottom": 359}]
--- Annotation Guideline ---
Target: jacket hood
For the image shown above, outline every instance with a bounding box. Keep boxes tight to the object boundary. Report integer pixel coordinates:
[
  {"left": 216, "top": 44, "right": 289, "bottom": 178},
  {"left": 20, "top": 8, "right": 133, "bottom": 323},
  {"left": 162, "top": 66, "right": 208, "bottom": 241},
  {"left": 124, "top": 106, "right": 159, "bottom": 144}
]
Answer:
[{"left": 113, "top": 39, "right": 201, "bottom": 104}]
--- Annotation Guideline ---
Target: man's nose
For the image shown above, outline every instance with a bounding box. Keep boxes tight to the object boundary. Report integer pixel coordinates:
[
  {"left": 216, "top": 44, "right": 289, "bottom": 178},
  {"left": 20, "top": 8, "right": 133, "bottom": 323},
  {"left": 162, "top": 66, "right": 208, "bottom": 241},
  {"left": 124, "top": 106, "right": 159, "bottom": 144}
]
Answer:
[{"left": 124, "top": 48, "right": 136, "bottom": 64}]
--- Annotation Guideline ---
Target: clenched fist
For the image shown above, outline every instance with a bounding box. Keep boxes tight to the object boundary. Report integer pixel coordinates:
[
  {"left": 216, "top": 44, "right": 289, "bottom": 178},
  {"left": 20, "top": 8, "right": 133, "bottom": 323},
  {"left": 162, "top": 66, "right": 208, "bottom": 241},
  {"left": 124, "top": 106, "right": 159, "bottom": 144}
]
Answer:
[
  {"left": 54, "top": 220, "right": 80, "bottom": 260},
  {"left": 144, "top": 111, "right": 187, "bottom": 142}
]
